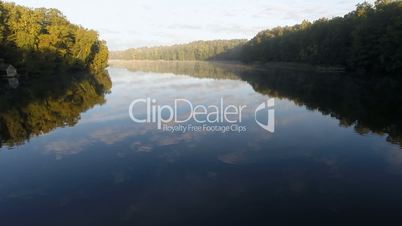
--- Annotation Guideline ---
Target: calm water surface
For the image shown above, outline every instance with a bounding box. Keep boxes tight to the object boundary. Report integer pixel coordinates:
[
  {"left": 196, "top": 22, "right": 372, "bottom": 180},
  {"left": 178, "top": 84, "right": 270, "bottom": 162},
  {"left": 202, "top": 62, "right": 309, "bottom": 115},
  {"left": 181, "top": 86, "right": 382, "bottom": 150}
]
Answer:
[{"left": 0, "top": 61, "right": 401, "bottom": 225}]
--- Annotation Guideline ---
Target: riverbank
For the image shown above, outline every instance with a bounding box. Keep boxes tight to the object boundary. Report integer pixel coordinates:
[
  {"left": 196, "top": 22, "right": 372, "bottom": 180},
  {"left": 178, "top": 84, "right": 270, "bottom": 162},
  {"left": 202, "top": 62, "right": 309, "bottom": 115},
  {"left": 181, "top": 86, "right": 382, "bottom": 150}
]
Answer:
[{"left": 109, "top": 59, "right": 346, "bottom": 74}]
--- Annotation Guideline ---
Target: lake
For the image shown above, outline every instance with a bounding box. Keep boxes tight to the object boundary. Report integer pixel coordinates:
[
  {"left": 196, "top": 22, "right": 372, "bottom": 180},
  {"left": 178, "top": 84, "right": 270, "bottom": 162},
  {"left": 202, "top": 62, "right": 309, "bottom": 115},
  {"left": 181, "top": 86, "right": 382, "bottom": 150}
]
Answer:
[{"left": 1, "top": 61, "right": 402, "bottom": 225}]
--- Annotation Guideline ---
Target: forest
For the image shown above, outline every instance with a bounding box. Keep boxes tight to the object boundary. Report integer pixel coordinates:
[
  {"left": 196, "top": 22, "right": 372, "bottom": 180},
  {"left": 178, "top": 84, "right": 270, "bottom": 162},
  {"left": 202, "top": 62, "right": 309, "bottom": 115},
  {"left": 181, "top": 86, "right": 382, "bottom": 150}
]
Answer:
[
  {"left": 110, "top": 40, "right": 246, "bottom": 61},
  {"left": 241, "top": 0, "right": 402, "bottom": 75},
  {"left": 0, "top": 1, "right": 108, "bottom": 76},
  {"left": 1, "top": 0, "right": 401, "bottom": 76},
  {"left": 111, "top": 0, "right": 401, "bottom": 76}
]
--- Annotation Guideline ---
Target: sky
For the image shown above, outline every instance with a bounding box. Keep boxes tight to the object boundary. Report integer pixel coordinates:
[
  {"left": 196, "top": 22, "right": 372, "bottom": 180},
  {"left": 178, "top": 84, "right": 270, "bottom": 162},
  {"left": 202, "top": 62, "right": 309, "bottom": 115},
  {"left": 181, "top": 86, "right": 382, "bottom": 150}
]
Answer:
[{"left": 6, "top": 0, "right": 374, "bottom": 50}]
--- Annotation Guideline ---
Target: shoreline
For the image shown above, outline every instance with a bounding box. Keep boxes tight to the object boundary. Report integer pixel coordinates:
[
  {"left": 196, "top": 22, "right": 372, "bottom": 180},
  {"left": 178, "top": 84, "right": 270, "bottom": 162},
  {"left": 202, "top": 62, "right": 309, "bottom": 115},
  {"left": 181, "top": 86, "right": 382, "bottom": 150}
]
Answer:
[{"left": 108, "top": 59, "right": 346, "bottom": 73}]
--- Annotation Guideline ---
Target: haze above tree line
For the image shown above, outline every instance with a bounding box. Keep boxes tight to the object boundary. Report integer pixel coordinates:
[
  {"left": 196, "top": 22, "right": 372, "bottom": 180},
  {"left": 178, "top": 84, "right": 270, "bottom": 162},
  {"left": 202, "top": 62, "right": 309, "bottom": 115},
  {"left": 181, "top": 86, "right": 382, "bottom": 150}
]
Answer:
[{"left": 111, "top": 0, "right": 402, "bottom": 76}]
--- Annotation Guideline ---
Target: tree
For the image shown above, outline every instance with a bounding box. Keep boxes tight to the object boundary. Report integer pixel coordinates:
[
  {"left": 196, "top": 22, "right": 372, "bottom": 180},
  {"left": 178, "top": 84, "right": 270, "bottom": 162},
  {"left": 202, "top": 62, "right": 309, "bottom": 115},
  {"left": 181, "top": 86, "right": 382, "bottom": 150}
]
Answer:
[
  {"left": 0, "top": 1, "right": 108, "bottom": 76},
  {"left": 240, "top": 0, "right": 402, "bottom": 76}
]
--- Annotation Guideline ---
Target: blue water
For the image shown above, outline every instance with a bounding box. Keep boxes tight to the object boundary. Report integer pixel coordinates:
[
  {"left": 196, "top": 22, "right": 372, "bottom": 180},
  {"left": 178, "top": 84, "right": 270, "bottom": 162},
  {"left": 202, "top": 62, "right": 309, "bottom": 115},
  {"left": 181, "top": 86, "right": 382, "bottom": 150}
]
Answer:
[{"left": 1, "top": 62, "right": 401, "bottom": 225}]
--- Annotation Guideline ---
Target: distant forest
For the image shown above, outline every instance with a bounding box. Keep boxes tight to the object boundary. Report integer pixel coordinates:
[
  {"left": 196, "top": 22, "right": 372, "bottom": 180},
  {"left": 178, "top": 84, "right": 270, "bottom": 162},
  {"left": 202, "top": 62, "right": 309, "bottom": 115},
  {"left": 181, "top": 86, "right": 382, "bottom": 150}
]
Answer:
[
  {"left": 110, "top": 40, "right": 246, "bottom": 61},
  {"left": 112, "top": 0, "right": 402, "bottom": 76},
  {"left": 0, "top": 1, "right": 108, "bottom": 76}
]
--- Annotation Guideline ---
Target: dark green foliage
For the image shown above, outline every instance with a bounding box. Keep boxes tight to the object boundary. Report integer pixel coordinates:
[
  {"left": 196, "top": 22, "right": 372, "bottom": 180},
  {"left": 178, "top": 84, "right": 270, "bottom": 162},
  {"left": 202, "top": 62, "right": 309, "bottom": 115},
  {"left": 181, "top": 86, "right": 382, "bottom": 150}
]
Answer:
[
  {"left": 0, "top": 1, "right": 108, "bottom": 76},
  {"left": 241, "top": 0, "right": 402, "bottom": 76},
  {"left": 110, "top": 40, "right": 246, "bottom": 61}
]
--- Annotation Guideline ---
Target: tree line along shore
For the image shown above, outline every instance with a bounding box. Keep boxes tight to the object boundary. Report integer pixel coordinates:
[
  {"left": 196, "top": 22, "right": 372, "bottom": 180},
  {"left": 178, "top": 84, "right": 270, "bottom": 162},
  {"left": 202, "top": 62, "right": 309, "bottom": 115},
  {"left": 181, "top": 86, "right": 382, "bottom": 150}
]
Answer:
[
  {"left": 0, "top": 0, "right": 401, "bottom": 77},
  {"left": 111, "top": 0, "right": 402, "bottom": 76}
]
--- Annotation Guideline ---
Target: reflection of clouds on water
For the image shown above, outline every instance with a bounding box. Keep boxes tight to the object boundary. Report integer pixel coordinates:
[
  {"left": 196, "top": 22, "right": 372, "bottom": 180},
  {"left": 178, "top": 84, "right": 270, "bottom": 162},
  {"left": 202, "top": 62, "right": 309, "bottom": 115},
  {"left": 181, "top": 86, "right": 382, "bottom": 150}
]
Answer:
[
  {"left": 44, "top": 125, "right": 151, "bottom": 159},
  {"left": 44, "top": 119, "right": 208, "bottom": 159},
  {"left": 79, "top": 67, "right": 265, "bottom": 126},
  {"left": 378, "top": 144, "right": 402, "bottom": 174},
  {"left": 90, "top": 128, "right": 145, "bottom": 145},
  {"left": 51, "top": 66, "right": 277, "bottom": 160},
  {"left": 42, "top": 62, "right": 401, "bottom": 173},
  {"left": 44, "top": 140, "right": 92, "bottom": 159},
  {"left": 79, "top": 111, "right": 129, "bottom": 124},
  {"left": 133, "top": 143, "right": 153, "bottom": 153},
  {"left": 6, "top": 188, "right": 45, "bottom": 199},
  {"left": 218, "top": 152, "right": 245, "bottom": 165},
  {"left": 131, "top": 132, "right": 205, "bottom": 155}
]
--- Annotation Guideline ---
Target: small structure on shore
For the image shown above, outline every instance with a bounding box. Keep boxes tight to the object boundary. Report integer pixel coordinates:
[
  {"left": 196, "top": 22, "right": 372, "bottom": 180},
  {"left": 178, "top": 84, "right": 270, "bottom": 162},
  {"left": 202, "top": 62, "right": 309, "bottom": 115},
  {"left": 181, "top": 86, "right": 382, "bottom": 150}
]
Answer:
[
  {"left": 0, "top": 59, "right": 18, "bottom": 78},
  {"left": 0, "top": 64, "right": 18, "bottom": 78},
  {"left": 0, "top": 59, "right": 19, "bottom": 88}
]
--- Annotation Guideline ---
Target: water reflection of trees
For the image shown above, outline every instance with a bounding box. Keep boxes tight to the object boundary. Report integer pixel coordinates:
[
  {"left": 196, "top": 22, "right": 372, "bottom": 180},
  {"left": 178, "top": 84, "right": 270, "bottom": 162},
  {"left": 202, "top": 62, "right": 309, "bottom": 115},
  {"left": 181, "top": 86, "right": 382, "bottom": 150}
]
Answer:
[
  {"left": 240, "top": 68, "right": 402, "bottom": 146},
  {"left": 0, "top": 72, "right": 111, "bottom": 148},
  {"left": 110, "top": 60, "right": 242, "bottom": 80},
  {"left": 116, "top": 61, "right": 402, "bottom": 146}
]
